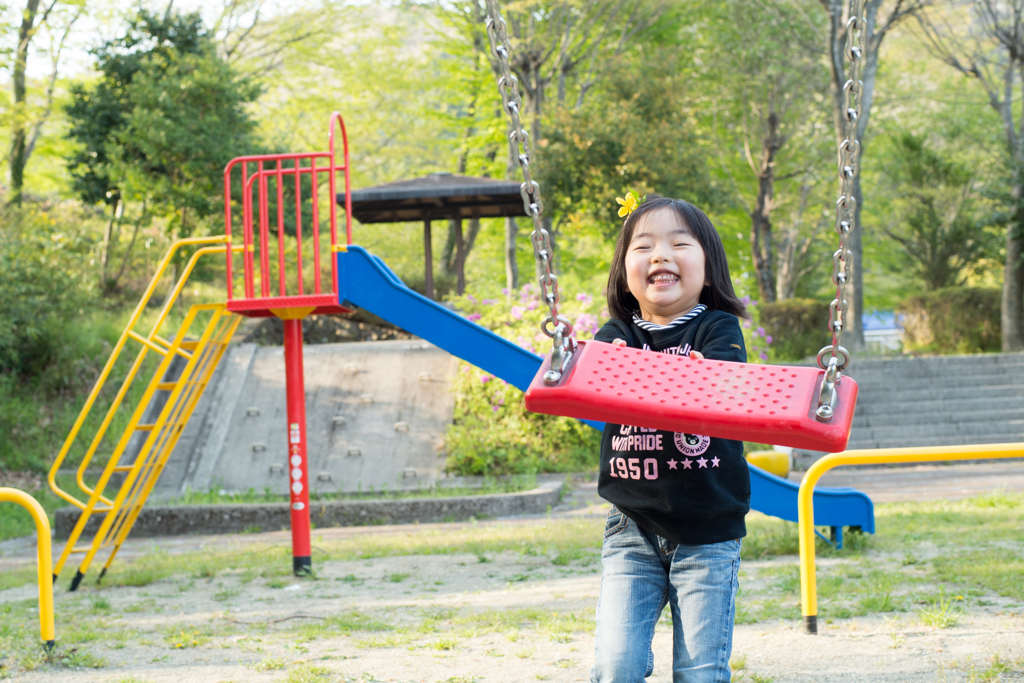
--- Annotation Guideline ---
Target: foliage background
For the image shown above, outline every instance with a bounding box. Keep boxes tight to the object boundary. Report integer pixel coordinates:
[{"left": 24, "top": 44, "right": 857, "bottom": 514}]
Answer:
[{"left": 0, "top": 0, "right": 1013, "bottom": 478}]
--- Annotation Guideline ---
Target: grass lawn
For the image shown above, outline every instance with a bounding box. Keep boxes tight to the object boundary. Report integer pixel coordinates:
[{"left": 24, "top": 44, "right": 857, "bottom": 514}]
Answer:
[{"left": 1, "top": 491, "right": 1021, "bottom": 679}]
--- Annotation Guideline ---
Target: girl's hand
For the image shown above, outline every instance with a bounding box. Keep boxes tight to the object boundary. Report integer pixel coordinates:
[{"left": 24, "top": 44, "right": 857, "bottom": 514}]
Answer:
[
  {"left": 689, "top": 350, "right": 704, "bottom": 360},
  {"left": 612, "top": 339, "right": 627, "bottom": 347}
]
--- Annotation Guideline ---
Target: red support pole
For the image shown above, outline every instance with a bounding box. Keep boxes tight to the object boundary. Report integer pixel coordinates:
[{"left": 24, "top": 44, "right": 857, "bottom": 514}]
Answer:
[{"left": 282, "top": 318, "right": 312, "bottom": 576}]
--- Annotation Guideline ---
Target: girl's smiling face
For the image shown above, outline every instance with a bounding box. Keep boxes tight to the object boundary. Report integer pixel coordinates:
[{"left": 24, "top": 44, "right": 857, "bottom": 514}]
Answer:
[{"left": 624, "top": 208, "right": 707, "bottom": 325}]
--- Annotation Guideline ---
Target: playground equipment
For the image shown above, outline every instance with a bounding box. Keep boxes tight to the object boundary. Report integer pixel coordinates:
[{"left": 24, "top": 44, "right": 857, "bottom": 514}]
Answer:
[
  {"left": 483, "top": 0, "right": 863, "bottom": 452},
  {"left": 48, "top": 238, "right": 243, "bottom": 590},
  {"left": 221, "top": 113, "right": 353, "bottom": 575},
  {"left": 746, "top": 450, "right": 791, "bottom": 479},
  {"left": 0, "top": 488, "right": 55, "bottom": 650},
  {"left": 44, "top": 115, "right": 354, "bottom": 586},
  {"left": 36, "top": 110, "right": 870, "bottom": 589},
  {"left": 798, "top": 442, "right": 1024, "bottom": 634}
]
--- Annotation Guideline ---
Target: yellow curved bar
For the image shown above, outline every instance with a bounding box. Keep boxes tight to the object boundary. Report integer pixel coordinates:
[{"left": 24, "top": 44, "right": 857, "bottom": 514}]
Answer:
[
  {"left": 47, "top": 236, "right": 229, "bottom": 509},
  {"left": 0, "top": 488, "right": 55, "bottom": 649},
  {"left": 798, "top": 442, "right": 1024, "bottom": 635}
]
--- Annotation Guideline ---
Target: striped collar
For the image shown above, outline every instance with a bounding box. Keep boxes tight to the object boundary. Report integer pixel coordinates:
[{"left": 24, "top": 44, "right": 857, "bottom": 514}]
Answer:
[{"left": 632, "top": 304, "right": 707, "bottom": 332}]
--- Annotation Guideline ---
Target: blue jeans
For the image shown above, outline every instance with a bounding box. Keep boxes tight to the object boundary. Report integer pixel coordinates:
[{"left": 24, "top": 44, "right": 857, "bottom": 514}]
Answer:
[{"left": 591, "top": 507, "right": 741, "bottom": 683}]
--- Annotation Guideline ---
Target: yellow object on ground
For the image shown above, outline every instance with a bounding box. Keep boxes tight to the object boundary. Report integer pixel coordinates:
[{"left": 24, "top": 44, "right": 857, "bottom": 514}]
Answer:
[
  {"left": 0, "top": 488, "right": 55, "bottom": 649},
  {"left": 745, "top": 450, "right": 791, "bottom": 478},
  {"left": 798, "top": 442, "right": 1024, "bottom": 635}
]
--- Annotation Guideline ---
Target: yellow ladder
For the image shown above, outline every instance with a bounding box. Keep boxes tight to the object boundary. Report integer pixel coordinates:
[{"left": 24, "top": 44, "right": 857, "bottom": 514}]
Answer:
[{"left": 48, "top": 237, "right": 243, "bottom": 590}]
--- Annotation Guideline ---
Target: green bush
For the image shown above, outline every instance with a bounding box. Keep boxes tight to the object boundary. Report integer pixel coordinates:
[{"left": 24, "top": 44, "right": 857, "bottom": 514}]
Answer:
[
  {"left": 445, "top": 365, "right": 602, "bottom": 475},
  {"left": 0, "top": 204, "right": 111, "bottom": 473},
  {"left": 443, "top": 284, "right": 606, "bottom": 475},
  {"left": 0, "top": 207, "right": 93, "bottom": 379},
  {"left": 898, "top": 287, "right": 1000, "bottom": 354},
  {"left": 757, "top": 298, "right": 831, "bottom": 362}
]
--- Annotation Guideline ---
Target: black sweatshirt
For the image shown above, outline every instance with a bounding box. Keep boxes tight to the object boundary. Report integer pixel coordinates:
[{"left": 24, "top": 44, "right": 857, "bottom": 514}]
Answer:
[{"left": 594, "top": 308, "right": 751, "bottom": 545}]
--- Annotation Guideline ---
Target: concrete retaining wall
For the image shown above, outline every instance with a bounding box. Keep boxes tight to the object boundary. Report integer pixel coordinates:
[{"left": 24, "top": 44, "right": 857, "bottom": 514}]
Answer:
[
  {"left": 54, "top": 481, "right": 562, "bottom": 539},
  {"left": 154, "top": 340, "right": 459, "bottom": 499}
]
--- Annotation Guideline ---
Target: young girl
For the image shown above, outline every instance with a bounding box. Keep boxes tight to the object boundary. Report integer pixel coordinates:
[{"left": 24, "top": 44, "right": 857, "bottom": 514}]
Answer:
[{"left": 591, "top": 195, "right": 749, "bottom": 683}]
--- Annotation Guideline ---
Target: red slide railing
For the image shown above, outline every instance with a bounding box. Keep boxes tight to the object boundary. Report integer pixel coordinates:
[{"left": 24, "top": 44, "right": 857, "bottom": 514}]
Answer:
[{"left": 223, "top": 112, "right": 352, "bottom": 316}]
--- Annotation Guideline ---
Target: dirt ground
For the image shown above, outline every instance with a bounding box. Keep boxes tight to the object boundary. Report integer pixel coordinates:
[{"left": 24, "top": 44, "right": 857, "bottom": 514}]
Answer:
[{"left": 1, "top": 465, "right": 1023, "bottom": 683}]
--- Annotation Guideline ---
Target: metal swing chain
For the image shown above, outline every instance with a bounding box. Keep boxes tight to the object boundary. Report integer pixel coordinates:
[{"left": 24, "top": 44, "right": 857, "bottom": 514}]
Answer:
[
  {"left": 484, "top": 0, "right": 575, "bottom": 385},
  {"left": 815, "top": 0, "right": 866, "bottom": 422}
]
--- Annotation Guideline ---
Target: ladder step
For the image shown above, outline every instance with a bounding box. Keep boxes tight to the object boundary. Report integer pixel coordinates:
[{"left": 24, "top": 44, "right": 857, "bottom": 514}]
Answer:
[
  {"left": 112, "top": 466, "right": 133, "bottom": 472},
  {"left": 68, "top": 546, "right": 91, "bottom": 554},
  {"left": 157, "top": 382, "right": 177, "bottom": 391},
  {"left": 180, "top": 341, "right": 199, "bottom": 351},
  {"left": 135, "top": 424, "right": 156, "bottom": 431}
]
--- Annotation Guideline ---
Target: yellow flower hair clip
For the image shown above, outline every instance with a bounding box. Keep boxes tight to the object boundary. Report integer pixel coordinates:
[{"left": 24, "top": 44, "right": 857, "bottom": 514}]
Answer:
[{"left": 616, "top": 191, "right": 646, "bottom": 218}]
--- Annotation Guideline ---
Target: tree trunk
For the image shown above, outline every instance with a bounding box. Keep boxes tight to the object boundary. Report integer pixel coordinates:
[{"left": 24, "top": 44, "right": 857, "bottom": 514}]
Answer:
[
  {"left": 464, "top": 216, "right": 481, "bottom": 256},
  {"left": 99, "top": 199, "right": 123, "bottom": 292},
  {"left": 424, "top": 220, "right": 434, "bottom": 301},
  {"left": 112, "top": 200, "right": 146, "bottom": 290},
  {"left": 776, "top": 234, "right": 799, "bottom": 300},
  {"left": 848, "top": 174, "right": 866, "bottom": 350},
  {"left": 442, "top": 219, "right": 459, "bottom": 278},
  {"left": 8, "top": 0, "right": 42, "bottom": 205},
  {"left": 505, "top": 217, "right": 519, "bottom": 292},
  {"left": 750, "top": 112, "right": 781, "bottom": 304},
  {"left": 1003, "top": 181, "right": 1024, "bottom": 351},
  {"left": 504, "top": 118, "right": 520, "bottom": 292},
  {"left": 775, "top": 178, "right": 816, "bottom": 299}
]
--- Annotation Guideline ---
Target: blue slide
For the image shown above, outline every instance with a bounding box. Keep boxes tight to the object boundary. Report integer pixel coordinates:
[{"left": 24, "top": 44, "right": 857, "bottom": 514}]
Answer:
[{"left": 336, "top": 246, "right": 874, "bottom": 535}]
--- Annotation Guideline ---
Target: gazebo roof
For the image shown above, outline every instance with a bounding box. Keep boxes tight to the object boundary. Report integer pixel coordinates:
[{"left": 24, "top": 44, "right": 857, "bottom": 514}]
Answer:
[{"left": 338, "top": 172, "right": 528, "bottom": 223}]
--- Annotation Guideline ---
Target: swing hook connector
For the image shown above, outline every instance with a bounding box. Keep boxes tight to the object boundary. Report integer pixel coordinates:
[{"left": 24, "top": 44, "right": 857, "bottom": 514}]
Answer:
[
  {"left": 814, "top": 348, "right": 849, "bottom": 422},
  {"left": 544, "top": 318, "right": 576, "bottom": 385}
]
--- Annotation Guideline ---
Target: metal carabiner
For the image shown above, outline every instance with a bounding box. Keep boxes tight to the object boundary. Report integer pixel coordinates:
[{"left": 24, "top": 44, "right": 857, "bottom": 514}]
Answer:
[{"left": 815, "top": 355, "right": 841, "bottom": 422}]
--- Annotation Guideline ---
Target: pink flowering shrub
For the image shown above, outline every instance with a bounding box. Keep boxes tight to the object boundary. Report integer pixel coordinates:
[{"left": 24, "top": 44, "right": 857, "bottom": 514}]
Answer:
[{"left": 444, "top": 283, "right": 607, "bottom": 475}]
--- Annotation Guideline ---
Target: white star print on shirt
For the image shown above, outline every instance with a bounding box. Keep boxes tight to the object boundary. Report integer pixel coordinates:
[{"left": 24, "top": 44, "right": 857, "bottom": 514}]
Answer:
[
  {"left": 682, "top": 458, "right": 692, "bottom": 469},
  {"left": 711, "top": 457, "right": 720, "bottom": 467},
  {"left": 697, "top": 457, "right": 708, "bottom": 468},
  {"left": 667, "top": 459, "right": 678, "bottom": 470}
]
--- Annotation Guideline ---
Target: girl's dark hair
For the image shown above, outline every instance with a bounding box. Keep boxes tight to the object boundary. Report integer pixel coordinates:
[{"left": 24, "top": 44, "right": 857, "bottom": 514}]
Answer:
[{"left": 607, "top": 195, "right": 748, "bottom": 321}]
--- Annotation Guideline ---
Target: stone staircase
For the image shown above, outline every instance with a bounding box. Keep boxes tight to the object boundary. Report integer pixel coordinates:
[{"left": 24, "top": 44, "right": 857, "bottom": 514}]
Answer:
[
  {"left": 847, "top": 352, "right": 1024, "bottom": 449},
  {"left": 794, "top": 352, "right": 1024, "bottom": 466}
]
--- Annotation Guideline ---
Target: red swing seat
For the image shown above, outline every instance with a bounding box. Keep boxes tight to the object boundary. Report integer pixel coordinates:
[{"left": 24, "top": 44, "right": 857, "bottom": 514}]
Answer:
[{"left": 524, "top": 340, "right": 858, "bottom": 453}]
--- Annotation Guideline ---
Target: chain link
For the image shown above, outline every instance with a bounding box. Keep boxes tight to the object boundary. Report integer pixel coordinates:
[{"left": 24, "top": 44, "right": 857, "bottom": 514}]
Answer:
[
  {"left": 816, "top": 0, "right": 866, "bottom": 421},
  {"left": 485, "top": 0, "right": 575, "bottom": 383}
]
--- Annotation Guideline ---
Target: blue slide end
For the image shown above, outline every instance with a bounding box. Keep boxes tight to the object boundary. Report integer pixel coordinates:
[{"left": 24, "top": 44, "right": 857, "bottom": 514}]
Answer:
[
  {"left": 336, "top": 246, "right": 874, "bottom": 532},
  {"left": 748, "top": 463, "right": 874, "bottom": 532}
]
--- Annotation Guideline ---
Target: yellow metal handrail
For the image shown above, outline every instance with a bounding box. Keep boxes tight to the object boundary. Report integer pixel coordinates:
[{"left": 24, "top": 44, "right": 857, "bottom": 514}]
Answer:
[
  {"left": 55, "top": 303, "right": 240, "bottom": 586},
  {"left": 798, "top": 442, "right": 1024, "bottom": 634},
  {"left": 0, "top": 488, "right": 55, "bottom": 649},
  {"left": 48, "top": 237, "right": 232, "bottom": 509}
]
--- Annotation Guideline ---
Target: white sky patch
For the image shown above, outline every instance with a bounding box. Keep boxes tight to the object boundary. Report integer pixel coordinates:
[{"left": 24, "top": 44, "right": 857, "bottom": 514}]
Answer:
[{"left": 0, "top": 0, "right": 328, "bottom": 82}]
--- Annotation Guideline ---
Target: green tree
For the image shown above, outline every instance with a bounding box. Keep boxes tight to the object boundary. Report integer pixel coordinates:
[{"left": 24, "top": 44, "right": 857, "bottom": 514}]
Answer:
[
  {"left": 876, "top": 131, "right": 997, "bottom": 290},
  {"left": 916, "top": 0, "right": 1024, "bottom": 349},
  {"left": 700, "top": 0, "right": 833, "bottom": 303},
  {"left": 816, "top": 0, "right": 929, "bottom": 349},
  {"left": 65, "top": 9, "right": 260, "bottom": 291},
  {"left": 6, "top": 0, "right": 83, "bottom": 205}
]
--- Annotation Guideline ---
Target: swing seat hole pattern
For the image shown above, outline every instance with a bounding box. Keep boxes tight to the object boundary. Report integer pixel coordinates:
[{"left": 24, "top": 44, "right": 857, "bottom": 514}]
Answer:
[{"left": 525, "top": 340, "right": 858, "bottom": 453}]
